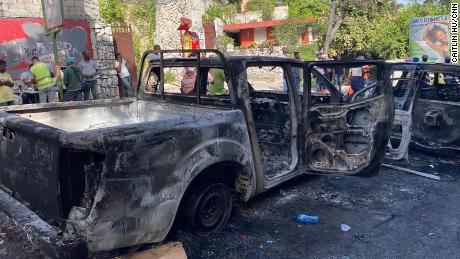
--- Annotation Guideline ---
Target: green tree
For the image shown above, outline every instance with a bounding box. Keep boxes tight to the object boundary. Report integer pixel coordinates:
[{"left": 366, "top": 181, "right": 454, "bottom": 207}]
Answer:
[
  {"left": 322, "top": 0, "right": 399, "bottom": 54},
  {"left": 99, "top": 0, "right": 125, "bottom": 23},
  {"left": 99, "top": 0, "right": 156, "bottom": 65},
  {"left": 284, "top": 0, "right": 329, "bottom": 19},
  {"left": 246, "top": 0, "right": 276, "bottom": 20},
  {"left": 203, "top": 4, "right": 238, "bottom": 23},
  {"left": 368, "top": 1, "right": 448, "bottom": 59}
]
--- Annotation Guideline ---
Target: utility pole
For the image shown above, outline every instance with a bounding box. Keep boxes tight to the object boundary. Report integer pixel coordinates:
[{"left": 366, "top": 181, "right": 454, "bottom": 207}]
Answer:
[{"left": 40, "top": 0, "right": 64, "bottom": 100}]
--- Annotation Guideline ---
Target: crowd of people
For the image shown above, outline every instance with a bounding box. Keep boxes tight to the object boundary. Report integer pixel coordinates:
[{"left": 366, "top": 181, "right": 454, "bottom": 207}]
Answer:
[
  {"left": 0, "top": 50, "right": 138, "bottom": 106},
  {"left": 0, "top": 50, "right": 104, "bottom": 106}
]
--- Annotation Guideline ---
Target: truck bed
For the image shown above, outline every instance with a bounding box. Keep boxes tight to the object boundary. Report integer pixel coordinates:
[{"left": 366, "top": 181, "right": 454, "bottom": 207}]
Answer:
[
  {"left": 0, "top": 98, "right": 232, "bottom": 220},
  {"left": 13, "top": 98, "right": 218, "bottom": 132}
]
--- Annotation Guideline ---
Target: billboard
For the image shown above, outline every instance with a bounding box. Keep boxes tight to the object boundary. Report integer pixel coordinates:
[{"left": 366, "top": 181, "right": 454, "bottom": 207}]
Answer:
[
  {"left": 41, "top": 0, "right": 64, "bottom": 31},
  {"left": 0, "top": 18, "right": 93, "bottom": 80},
  {"left": 409, "top": 16, "right": 449, "bottom": 63}
]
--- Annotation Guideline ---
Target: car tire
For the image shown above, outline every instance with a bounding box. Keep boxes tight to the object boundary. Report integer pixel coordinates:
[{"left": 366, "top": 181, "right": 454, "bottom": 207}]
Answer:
[{"left": 183, "top": 182, "right": 232, "bottom": 237}]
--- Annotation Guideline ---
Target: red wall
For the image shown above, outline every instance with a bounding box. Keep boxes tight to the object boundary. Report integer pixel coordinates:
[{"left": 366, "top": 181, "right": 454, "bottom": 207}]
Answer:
[
  {"left": 0, "top": 18, "right": 92, "bottom": 79},
  {"left": 240, "top": 28, "right": 254, "bottom": 47}
]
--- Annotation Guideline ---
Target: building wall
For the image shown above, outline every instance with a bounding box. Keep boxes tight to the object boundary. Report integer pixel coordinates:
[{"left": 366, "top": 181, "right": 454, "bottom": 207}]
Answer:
[
  {"left": 0, "top": 0, "right": 119, "bottom": 99},
  {"left": 230, "top": 6, "right": 288, "bottom": 24},
  {"left": 155, "top": 0, "right": 214, "bottom": 51},
  {"left": 240, "top": 28, "right": 255, "bottom": 47},
  {"left": 253, "top": 27, "right": 267, "bottom": 43}
]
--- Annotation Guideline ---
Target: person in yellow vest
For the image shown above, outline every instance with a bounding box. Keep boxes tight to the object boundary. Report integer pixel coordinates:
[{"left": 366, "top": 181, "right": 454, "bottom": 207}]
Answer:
[
  {"left": 30, "top": 56, "right": 56, "bottom": 103},
  {"left": 0, "top": 60, "right": 15, "bottom": 106}
]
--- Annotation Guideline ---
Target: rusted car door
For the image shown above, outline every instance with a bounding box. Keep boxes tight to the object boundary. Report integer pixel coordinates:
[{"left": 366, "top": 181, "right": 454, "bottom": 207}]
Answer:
[{"left": 302, "top": 61, "right": 394, "bottom": 175}]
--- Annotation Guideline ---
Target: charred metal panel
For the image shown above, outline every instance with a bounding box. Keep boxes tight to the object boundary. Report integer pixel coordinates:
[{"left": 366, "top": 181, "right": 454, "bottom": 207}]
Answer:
[
  {"left": 412, "top": 99, "right": 460, "bottom": 153},
  {"left": 304, "top": 96, "right": 392, "bottom": 174},
  {"left": 1, "top": 97, "right": 256, "bottom": 253},
  {"left": 386, "top": 109, "right": 412, "bottom": 160},
  {"left": 57, "top": 107, "right": 255, "bottom": 251},
  {"left": 0, "top": 113, "right": 63, "bottom": 219}
]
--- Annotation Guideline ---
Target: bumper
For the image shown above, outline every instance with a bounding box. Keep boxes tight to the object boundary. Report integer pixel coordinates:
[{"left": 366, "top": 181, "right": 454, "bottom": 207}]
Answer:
[{"left": 0, "top": 188, "right": 88, "bottom": 259}]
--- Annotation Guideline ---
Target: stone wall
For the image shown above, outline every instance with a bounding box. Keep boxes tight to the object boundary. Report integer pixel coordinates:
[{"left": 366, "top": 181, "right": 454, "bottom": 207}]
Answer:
[
  {"left": 0, "top": 0, "right": 119, "bottom": 99},
  {"left": 227, "top": 46, "right": 287, "bottom": 85},
  {"left": 155, "top": 0, "right": 214, "bottom": 51}
]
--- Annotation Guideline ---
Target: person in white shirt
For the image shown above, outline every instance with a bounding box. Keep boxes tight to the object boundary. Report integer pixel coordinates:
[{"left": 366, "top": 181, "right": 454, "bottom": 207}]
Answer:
[
  {"left": 115, "top": 53, "right": 131, "bottom": 97},
  {"left": 20, "top": 64, "right": 39, "bottom": 104}
]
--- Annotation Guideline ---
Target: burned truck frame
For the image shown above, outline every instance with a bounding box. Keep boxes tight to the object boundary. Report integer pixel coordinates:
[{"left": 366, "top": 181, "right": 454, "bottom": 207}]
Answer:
[
  {"left": 0, "top": 50, "right": 393, "bottom": 258},
  {"left": 386, "top": 63, "right": 460, "bottom": 159}
]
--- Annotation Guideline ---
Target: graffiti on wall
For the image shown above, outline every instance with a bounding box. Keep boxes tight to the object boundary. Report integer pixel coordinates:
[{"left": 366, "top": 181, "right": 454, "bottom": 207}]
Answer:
[{"left": 0, "top": 18, "right": 93, "bottom": 79}]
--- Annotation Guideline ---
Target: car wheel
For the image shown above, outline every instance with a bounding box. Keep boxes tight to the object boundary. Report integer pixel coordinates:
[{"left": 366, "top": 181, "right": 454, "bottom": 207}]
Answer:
[{"left": 183, "top": 182, "right": 232, "bottom": 237}]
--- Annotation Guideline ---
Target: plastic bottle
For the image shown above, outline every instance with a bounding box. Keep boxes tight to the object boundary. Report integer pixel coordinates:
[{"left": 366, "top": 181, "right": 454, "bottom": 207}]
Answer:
[{"left": 295, "top": 214, "right": 319, "bottom": 224}]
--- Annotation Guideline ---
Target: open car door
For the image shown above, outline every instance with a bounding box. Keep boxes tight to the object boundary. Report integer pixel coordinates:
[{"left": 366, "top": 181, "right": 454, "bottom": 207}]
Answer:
[
  {"left": 302, "top": 61, "right": 394, "bottom": 176},
  {"left": 385, "top": 64, "right": 419, "bottom": 160}
]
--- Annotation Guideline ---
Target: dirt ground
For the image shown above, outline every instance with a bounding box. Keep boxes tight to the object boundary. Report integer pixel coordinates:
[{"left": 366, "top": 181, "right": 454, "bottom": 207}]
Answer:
[{"left": 0, "top": 152, "right": 459, "bottom": 259}]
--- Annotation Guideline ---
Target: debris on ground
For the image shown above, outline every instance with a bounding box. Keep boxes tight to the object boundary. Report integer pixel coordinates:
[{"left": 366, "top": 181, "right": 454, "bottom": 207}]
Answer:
[
  {"left": 295, "top": 214, "right": 319, "bottom": 224},
  {"left": 340, "top": 224, "right": 351, "bottom": 232},
  {"left": 354, "top": 233, "right": 370, "bottom": 244},
  {"left": 373, "top": 214, "right": 396, "bottom": 229},
  {"left": 382, "top": 164, "right": 442, "bottom": 181},
  {"left": 279, "top": 189, "right": 287, "bottom": 197}
]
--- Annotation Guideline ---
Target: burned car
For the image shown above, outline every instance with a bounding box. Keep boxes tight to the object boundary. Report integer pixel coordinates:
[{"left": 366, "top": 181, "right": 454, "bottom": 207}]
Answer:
[
  {"left": 0, "top": 50, "right": 393, "bottom": 258},
  {"left": 386, "top": 63, "right": 460, "bottom": 159}
]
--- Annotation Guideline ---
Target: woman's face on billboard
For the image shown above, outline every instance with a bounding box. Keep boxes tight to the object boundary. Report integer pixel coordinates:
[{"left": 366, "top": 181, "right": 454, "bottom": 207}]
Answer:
[{"left": 435, "top": 29, "right": 448, "bottom": 42}]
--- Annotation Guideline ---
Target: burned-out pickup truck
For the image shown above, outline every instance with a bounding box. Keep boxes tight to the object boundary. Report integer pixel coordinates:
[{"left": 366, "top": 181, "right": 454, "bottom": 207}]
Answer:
[
  {"left": 0, "top": 50, "right": 393, "bottom": 258},
  {"left": 386, "top": 63, "right": 460, "bottom": 160}
]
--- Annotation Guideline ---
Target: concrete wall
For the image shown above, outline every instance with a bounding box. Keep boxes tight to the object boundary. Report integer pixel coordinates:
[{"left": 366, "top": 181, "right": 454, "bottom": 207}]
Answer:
[
  {"left": 230, "top": 6, "right": 288, "bottom": 24},
  {"left": 0, "top": 0, "right": 119, "bottom": 99}
]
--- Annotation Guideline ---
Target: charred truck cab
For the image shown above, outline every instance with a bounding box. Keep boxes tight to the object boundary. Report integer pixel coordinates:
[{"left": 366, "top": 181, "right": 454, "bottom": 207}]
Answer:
[
  {"left": 0, "top": 50, "right": 393, "bottom": 258},
  {"left": 387, "top": 63, "right": 460, "bottom": 159}
]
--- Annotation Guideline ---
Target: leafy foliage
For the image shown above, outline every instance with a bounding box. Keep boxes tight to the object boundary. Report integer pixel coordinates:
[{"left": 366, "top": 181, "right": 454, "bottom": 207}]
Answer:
[
  {"left": 203, "top": 4, "right": 238, "bottom": 23},
  {"left": 273, "top": 21, "right": 324, "bottom": 46},
  {"left": 313, "top": 0, "right": 448, "bottom": 59},
  {"left": 216, "top": 35, "right": 235, "bottom": 52},
  {"left": 99, "top": 0, "right": 125, "bottom": 23},
  {"left": 99, "top": 0, "right": 156, "bottom": 66},
  {"left": 284, "top": 0, "right": 329, "bottom": 19},
  {"left": 164, "top": 71, "right": 177, "bottom": 84},
  {"left": 246, "top": 0, "right": 276, "bottom": 20}
]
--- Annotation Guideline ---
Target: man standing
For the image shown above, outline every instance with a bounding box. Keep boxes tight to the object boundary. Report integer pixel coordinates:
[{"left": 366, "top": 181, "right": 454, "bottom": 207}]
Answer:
[
  {"left": 63, "top": 57, "right": 83, "bottom": 102},
  {"left": 79, "top": 51, "right": 99, "bottom": 100},
  {"left": 0, "top": 60, "right": 15, "bottom": 106},
  {"left": 30, "top": 56, "right": 56, "bottom": 103},
  {"left": 20, "top": 64, "right": 39, "bottom": 104},
  {"left": 115, "top": 53, "right": 131, "bottom": 97},
  {"left": 148, "top": 45, "right": 161, "bottom": 61}
]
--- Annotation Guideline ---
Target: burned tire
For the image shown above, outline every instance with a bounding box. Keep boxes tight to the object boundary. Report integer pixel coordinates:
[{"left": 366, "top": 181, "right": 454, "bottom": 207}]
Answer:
[{"left": 183, "top": 182, "right": 232, "bottom": 237}]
